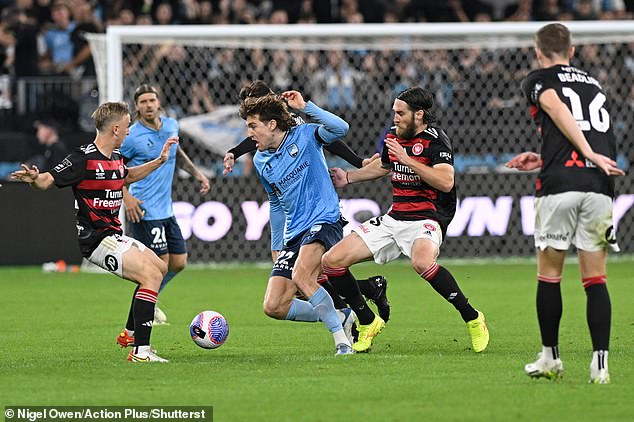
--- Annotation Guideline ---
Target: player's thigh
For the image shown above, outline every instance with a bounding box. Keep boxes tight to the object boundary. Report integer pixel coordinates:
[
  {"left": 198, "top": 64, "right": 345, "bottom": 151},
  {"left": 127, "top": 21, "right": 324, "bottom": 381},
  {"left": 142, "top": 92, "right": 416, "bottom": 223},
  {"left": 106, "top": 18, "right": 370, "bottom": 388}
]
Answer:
[
  {"left": 292, "top": 242, "right": 326, "bottom": 287},
  {"left": 534, "top": 192, "right": 580, "bottom": 252},
  {"left": 575, "top": 193, "right": 619, "bottom": 253},
  {"left": 88, "top": 234, "right": 146, "bottom": 279},
  {"left": 323, "top": 231, "right": 374, "bottom": 267},
  {"left": 122, "top": 245, "right": 165, "bottom": 289},
  {"left": 349, "top": 215, "right": 400, "bottom": 265},
  {"left": 536, "top": 247, "right": 567, "bottom": 278}
]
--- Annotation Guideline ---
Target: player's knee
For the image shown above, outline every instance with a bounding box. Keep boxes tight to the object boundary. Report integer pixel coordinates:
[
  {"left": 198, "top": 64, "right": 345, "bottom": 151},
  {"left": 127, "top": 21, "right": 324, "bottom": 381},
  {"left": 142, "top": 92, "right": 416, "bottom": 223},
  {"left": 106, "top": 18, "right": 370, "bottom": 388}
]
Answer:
[
  {"left": 169, "top": 255, "right": 187, "bottom": 273},
  {"left": 412, "top": 256, "right": 436, "bottom": 278},
  {"left": 156, "top": 258, "right": 168, "bottom": 277},
  {"left": 262, "top": 299, "right": 285, "bottom": 320}
]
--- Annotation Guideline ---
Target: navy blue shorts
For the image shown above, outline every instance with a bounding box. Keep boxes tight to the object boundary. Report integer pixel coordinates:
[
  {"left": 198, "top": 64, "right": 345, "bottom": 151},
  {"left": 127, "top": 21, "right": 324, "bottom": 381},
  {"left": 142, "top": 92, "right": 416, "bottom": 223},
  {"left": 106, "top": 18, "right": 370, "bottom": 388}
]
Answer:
[
  {"left": 271, "top": 219, "right": 344, "bottom": 279},
  {"left": 128, "top": 216, "right": 187, "bottom": 256}
]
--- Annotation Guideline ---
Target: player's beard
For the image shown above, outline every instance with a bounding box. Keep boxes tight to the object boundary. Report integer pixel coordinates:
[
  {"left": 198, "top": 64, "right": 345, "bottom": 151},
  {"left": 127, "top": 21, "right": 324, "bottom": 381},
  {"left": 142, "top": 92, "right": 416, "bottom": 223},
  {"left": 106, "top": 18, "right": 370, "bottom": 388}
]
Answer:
[{"left": 396, "top": 119, "right": 417, "bottom": 139}]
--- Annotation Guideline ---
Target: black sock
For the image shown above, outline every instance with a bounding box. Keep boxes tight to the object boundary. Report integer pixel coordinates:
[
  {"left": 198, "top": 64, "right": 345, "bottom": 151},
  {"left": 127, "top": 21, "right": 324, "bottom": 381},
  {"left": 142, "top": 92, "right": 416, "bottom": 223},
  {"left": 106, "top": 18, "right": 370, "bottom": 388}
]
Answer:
[
  {"left": 133, "top": 288, "right": 157, "bottom": 346},
  {"left": 357, "top": 278, "right": 378, "bottom": 300},
  {"left": 585, "top": 283, "right": 611, "bottom": 351},
  {"left": 125, "top": 285, "right": 140, "bottom": 332},
  {"left": 329, "top": 270, "right": 376, "bottom": 325},
  {"left": 425, "top": 266, "right": 478, "bottom": 323},
  {"left": 320, "top": 280, "right": 348, "bottom": 309},
  {"left": 536, "top": 281, "right": 562, "bottom": 347}
]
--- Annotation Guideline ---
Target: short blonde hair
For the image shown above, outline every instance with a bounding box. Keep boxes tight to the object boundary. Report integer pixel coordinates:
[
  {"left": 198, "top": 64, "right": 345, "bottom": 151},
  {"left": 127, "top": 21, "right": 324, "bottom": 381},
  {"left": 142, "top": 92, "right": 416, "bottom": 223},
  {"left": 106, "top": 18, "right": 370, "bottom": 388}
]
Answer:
[{"left": 91, "top": 102, "right": 130, "bottom": 132}]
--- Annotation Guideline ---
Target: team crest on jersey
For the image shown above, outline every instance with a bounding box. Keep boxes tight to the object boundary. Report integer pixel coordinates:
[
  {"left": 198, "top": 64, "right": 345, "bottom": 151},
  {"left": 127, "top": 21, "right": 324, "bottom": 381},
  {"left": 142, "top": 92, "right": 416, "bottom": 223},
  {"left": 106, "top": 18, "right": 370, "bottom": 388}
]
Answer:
[
  {"left": 287, "top": 143, "right": 299, "bottom": 157},
  {"left": 53, "top": 158, "right": 72, "bottom": 173},
  {"left": 424, "top": 223, "right": 436, "bottom": 231},
  {"left": 412, "top": 143, "right": 424, "bottom": 156}
]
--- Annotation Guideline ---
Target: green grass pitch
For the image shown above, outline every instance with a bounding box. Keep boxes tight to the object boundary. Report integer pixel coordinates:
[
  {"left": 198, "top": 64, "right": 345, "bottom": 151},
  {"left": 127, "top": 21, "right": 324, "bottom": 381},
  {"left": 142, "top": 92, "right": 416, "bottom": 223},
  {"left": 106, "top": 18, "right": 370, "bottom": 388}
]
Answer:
[{"left": 1, "top": 259, "right": 633, "bottom": 421}]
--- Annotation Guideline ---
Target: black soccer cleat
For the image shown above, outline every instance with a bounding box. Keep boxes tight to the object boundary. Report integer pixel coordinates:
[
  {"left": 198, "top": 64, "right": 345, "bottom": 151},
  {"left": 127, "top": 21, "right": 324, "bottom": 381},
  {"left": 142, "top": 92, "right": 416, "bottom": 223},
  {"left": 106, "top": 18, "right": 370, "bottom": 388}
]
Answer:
[{"left": 368, "top": 275, "right": 390, "bottom": 322}]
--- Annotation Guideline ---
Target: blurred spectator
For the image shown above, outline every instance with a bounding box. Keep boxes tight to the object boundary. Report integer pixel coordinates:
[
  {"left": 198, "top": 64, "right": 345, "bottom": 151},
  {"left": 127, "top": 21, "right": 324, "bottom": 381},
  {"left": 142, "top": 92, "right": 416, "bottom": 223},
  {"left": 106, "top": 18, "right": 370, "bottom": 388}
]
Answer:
[
  {"left": 26, "top": 118, "right": 68, "bottom": 171},
  {"left": 534, "top": 0, "right": 563, "bottom": 20},
  {"left": 311, "top": 50, "right": 360, "bottom": 114},
  {"left": 575, "top": 0, "right": 599, "bottom": 19}
]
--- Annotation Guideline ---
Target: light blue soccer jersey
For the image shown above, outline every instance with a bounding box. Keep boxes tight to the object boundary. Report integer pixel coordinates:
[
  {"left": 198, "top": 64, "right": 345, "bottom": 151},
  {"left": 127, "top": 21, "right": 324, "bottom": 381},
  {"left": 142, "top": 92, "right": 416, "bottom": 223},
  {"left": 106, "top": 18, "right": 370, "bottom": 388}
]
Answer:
[
  {"left": 255, "top": 123, "right": 341, "bottom": 246},
  {"left": 120, "top": 116, "right": 179, "bottom": 220}
]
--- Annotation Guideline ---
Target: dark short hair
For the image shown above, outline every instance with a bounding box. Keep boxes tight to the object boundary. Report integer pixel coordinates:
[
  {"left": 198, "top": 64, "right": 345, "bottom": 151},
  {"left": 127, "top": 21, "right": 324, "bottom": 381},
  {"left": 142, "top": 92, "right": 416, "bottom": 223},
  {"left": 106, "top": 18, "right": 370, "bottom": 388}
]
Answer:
[
  {"left": 535, "top": 23, "right": 571, "bottom": 59},
  {"left": 239, "top": 95, "right": 296, "bottom": 131},
  {"left": 239, "top": 80, "right": 275, "bottom": 102},
  {"left": 396, "top": 87, "right": 436, "bottom": 124},
  {"left": 134, "top": 84, "right": 159, "bottom": 103}
]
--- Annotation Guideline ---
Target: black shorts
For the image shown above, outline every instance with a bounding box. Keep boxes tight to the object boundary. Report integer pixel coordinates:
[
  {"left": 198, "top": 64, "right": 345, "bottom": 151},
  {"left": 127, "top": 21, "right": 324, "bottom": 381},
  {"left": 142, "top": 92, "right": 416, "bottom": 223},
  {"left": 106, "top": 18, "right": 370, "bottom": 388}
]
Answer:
[
  {"left": 128, "top": 216, "right": 187, "bottom": 256},
  {"left": 271, "top": 219, "right": 344, "bottom": 279}
]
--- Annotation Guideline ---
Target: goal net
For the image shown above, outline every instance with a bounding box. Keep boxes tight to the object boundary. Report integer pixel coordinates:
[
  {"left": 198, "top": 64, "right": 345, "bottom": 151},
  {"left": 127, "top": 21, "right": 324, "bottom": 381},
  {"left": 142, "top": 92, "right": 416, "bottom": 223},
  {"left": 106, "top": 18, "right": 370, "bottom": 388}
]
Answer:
[{"left": 88, "top": 22, "right": 634, "bottom": 263}]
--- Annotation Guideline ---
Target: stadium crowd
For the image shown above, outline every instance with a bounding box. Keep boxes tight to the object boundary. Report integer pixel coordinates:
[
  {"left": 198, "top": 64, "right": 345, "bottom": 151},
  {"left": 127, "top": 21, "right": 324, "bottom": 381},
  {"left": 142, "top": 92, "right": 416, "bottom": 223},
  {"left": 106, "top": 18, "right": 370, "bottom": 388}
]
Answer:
[{"left": 1, "top": 0, "right": 634, "bottom": 178}]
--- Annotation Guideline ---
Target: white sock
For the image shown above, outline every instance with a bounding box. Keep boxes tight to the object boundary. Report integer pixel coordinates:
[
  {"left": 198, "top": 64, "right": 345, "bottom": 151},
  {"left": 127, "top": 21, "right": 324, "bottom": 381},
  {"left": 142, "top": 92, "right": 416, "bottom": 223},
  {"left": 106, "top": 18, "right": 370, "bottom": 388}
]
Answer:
[
  {"left": 333, "top": 329, "right": 350, "bottom": 347},
  {"left": 542, "top": 345, "right": 559, "bottom": 360},
  {"left": 592, "top": 350, "right": 609, "bottom": 371},
  {"left": 125, "top": 329, "right": 134, "bottom": 337}
]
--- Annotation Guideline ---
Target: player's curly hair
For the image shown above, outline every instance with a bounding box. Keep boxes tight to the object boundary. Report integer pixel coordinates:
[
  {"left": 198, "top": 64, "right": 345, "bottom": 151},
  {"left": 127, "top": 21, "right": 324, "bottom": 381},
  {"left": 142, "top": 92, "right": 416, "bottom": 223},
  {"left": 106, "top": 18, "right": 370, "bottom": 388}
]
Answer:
[
  {"left": 91, "top": 102, "right": 129, "bottom": 132},
  {"left": 239, "top": 95, "right": 296, "bottom": 131},
  {"left": 397, "top": 87, "right": 436, "bottom": 124},
  {"left": 239, "top": 80, "right": 275, "bottom": 101}
]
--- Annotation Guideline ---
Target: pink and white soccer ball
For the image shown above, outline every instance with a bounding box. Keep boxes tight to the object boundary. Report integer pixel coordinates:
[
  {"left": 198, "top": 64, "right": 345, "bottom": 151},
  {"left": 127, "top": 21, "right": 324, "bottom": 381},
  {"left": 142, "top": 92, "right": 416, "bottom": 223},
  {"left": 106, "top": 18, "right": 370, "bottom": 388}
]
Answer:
[{"left": 190, "top": 310, "right": 229, "bottom": 349}]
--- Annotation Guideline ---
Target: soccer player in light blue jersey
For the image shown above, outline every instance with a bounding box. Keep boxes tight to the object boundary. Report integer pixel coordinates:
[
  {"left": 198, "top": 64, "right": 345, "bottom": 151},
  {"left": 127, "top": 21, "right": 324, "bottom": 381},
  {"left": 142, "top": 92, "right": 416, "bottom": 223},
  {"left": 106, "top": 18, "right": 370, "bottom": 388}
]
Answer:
[
  {"left": 117, "top": 85, "right": 210, "bottom": 344},
  {"left": 239, "top": 91, "right": 384, "bottom": 355}
]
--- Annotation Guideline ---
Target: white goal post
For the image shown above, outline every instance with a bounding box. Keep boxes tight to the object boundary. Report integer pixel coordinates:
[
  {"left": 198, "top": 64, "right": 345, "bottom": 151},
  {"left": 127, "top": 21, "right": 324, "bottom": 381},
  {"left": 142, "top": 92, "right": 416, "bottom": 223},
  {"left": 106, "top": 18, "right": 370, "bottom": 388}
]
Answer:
[{"left": 87, "top": 21, "right": 634, "bottom": 262}]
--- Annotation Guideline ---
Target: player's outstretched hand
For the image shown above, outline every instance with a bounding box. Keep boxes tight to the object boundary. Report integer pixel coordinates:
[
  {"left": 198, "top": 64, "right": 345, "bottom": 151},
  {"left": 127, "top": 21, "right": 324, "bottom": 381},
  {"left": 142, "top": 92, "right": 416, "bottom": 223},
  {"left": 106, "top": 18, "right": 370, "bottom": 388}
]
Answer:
[
  {"left": 197, "top": 172, "right": 211, "bottom": 194},
  {"left": 280, "top": 91, "right": 306, "bottom": 111},
  {"left": 362, "top": 153, "right": 380, "bottom": 167},
  {"left": 223, "top": 152, "right": 235, "bottom": 175},
  {"left": 329, "top": 167, "right": 348, "bottom": 188},
  {"left": 587, "top": 152, "right": 626, "bottom": 177},
  {"left": 124, "top": 194, "right": 144, "bottom": 223},
  {"left": 158, "top": 137, "right": 179, "bottom": 163},
  {"left": 505, "top": 151, "right": 541, "bottom": 171},
  {"left": 10, "top": 164, "right": 40, "bottom": 184}
]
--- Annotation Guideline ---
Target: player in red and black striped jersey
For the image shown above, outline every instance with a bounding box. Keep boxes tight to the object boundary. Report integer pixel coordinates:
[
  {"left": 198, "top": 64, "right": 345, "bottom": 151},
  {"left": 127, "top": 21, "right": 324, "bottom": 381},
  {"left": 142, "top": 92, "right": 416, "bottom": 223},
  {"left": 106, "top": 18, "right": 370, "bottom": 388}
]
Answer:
[
  {"left": 11, "top": 101, "right": 177, "bottom": 363},
  {"left": 323, "top": 87, "right": 489, "bottom": 353},
  {"left": 506, "top": 23, "right": 625, "bottom": 383}
]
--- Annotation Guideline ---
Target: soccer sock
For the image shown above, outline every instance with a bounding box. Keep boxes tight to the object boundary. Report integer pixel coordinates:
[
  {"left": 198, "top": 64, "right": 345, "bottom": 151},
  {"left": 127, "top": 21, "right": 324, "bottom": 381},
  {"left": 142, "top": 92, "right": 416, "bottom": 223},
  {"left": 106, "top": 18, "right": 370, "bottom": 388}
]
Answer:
[
  {"left": 583, "top": 276, "right": 611, "bottom": 351},
  {"left": 592, "top": 350, "right": 609, "bottom": 372},
  {"left": 541, "top": 345, "right": 560, "bottom": 361},
  {"left": 536, "top": 277, "right": 562, "bottom": 347},
  {"left": 356, "top": 277, "right": 378, "bottom": 300},
  {"left": 125, "top": 285, "right": 140, "bottom": 332},
  {"left": 308, "top": 286, "right": 346, "bottom": 342},
  {"left": 320, "top": 279, "right": 348, "bottom": 309},
  {"left": 132, "top": 288, "right": 158, "bottom": 346},
  {"left": 421, "top": 264, "right": 478, "bottom": 323},
  {"left": 323, "top": 267, "right": 375, "bottom": 325},
  {"left": 285, "top": 298, "right": 319, "bottom": 322},
  {"left": 159, "top": 271, "right": 178, "bottom": 292}
]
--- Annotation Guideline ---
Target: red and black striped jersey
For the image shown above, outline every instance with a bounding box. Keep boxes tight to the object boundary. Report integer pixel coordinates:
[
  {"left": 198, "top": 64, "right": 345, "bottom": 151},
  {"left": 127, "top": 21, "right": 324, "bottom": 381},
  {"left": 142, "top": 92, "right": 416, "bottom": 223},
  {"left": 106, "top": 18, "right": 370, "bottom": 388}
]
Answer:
[
  {"left": 380, "top": 125, "right": 457, "bottom": 235},
  {"left": 521, "top": 64, "right": 616, "bottom": 198},
  {"left": 50, "top": 142, "right": 128, "bottom": 257}
]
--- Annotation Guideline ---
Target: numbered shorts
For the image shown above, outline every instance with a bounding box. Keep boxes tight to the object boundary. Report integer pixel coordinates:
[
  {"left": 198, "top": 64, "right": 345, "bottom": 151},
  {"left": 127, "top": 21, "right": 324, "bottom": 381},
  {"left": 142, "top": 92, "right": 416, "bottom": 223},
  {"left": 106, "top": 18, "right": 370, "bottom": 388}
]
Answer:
[
  {"left": 128, "top": 216, "right": 187, "bottom": 256},
  {"left": 271, "top": 220, "right": 344, "bottom": 279},
  {"left": 534, "top": 191, "right": 619, "bottom": 252},
  {"left": 353, "top": 214, "right": 443, "bottom": 264},
  {"left": 88, "top": 234, "right": 146, "bottom": 277}
]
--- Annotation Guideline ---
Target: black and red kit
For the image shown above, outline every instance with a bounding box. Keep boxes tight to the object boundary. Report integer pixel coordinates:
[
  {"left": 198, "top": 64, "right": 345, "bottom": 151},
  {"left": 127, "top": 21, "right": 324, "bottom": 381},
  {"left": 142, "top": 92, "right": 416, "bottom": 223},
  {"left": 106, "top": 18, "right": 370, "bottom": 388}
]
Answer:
[
  {"left": 380, "top": 125, "right": 457, "bottom": 235},
  {"left": 521, "top": 64, "right": 617, "bottom": 198},
  {"left": 50, "top": 143, "right": 128, "bottom": 257}
]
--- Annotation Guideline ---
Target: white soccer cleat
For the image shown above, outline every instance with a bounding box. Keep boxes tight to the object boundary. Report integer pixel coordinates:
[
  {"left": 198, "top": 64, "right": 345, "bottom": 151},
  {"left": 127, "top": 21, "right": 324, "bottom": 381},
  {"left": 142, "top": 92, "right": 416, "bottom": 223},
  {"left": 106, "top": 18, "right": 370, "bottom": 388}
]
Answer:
[
  {"left": 153, "top": 306, "right": 169, "bottom": 325},
  {"left": 589, "top": 351, "right": 610, "bottom": 384},
  {"left": 335, "top": 343, "right": 355, "bottom": 356},
  {"left": 525, "top": 352, "right": 563, "bottom": 380},
  {"left": 127, "top": 345, "right": 169, "bottom": 363},
  {"left": 337, "top": 308, "right": 357, "bottom": 345}
]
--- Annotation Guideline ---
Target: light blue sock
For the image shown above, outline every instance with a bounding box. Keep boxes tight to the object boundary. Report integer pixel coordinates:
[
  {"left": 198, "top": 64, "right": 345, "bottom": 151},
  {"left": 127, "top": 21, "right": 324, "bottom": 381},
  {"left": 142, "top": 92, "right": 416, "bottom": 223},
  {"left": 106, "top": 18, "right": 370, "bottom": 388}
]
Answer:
[
  {"left": 285, "top": 298, "right": 319, "bottom": 322},
  {"left": 308, "top": 286, "right": 343, "bottom": 333},
  {"left": 159, "top": 271, "right": 178, "bottom": 292}
]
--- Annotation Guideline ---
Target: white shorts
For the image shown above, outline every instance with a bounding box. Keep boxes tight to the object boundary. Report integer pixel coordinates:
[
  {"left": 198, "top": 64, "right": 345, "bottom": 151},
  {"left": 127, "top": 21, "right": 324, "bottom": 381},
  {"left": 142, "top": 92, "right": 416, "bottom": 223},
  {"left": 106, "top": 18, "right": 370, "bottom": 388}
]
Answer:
[
  {"left": 353, "top": 214, "right": 443, "bottom": 264},
  {"left": 88, "top": 234, "right": 147, "bottom": 277},
  {"left": 534, "top": 192, "right": 619, "bottom": 253}
]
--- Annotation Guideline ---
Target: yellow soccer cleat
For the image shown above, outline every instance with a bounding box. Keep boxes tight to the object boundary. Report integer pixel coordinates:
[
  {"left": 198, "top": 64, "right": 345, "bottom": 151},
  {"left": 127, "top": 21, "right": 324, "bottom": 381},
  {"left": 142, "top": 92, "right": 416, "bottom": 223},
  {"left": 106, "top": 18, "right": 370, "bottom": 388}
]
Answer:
[
  {"left": 466, "top": 311, "right": 489, "bottom": 353},
  {"left": 352, "top": 315, "right": 385, "bottom": 353}
]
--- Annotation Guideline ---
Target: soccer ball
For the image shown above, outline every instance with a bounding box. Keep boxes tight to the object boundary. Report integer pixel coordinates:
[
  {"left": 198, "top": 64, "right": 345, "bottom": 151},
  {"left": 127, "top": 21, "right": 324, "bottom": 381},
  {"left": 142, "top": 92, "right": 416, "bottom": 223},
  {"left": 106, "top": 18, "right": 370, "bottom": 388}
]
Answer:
[{"left": 190, "top": 310, "right": 229, "bottom": 349}]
